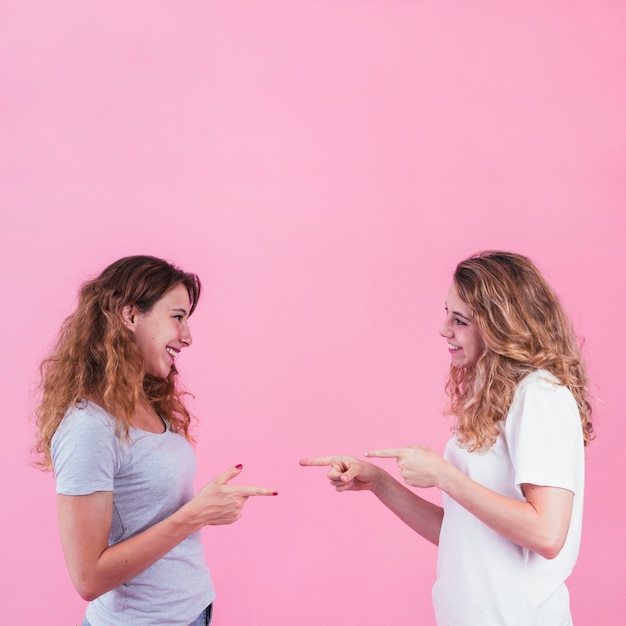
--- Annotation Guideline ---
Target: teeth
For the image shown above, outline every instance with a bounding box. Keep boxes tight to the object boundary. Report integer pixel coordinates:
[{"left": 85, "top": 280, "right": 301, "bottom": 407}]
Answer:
[
  {"left": 166, "top": 347, "right": 179, "bottom": 360},
  {"left": 448, "top": 344, "right": 461, "bottom": 351}
]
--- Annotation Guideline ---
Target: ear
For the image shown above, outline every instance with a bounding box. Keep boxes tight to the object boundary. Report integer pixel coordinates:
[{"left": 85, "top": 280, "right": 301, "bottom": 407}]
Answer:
[{"left": 121, "top": 304, "right": 136, "bottom": 330}]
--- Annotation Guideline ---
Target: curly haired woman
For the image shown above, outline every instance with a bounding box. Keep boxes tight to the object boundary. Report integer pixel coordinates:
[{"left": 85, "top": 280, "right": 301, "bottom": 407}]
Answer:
[
  {"left": 301, "top": 251, "right": 593, "bottom": 625},
  {"left": 35, "top": 255, "right": 277, "bottom": 626}
]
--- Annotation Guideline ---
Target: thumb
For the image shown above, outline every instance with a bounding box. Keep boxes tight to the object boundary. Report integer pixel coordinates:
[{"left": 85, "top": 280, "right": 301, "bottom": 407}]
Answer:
[{"left": 213, "top": 463, "right": 244, "bottom": 485}]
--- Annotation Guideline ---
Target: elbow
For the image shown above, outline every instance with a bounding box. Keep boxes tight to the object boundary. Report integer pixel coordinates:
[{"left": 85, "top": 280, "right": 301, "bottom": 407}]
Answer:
[
  {"left": 71, "top": 574, "right": 104, "bottom": 602},
  {"left": 536, "top": 544, "right": 562, "bottom": 560},
  {"left": 75, "top": 583, "right": 100, "bottom": 603},
  {"left": 79, "top": 590, "right": 99, "bottom": 602},
  {"left": 533, "top": 533, "right": 567, "bottom": 560}
]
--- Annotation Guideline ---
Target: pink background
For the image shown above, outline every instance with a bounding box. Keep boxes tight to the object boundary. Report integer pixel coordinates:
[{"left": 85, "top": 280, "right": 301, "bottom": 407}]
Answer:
[{"left": 2, "top": 2, "right": 625, "bottom": 624}]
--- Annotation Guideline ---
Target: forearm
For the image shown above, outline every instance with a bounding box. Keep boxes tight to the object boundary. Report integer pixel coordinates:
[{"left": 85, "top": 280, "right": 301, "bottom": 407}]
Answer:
[
  {"left": 61, "top": 466, "right": 268, "bottom": 601},
  {"left": 437, "top": 466, "right": 572, "bottom": 559},
  {"left": 371, "top": 469, "right": 443, "bottom": 545},
  {"left": 101, "top": 514, "right": 200, "bottom": 595},
  {"left": 61, "top": 500, "right": 202, "bottom": 601}
]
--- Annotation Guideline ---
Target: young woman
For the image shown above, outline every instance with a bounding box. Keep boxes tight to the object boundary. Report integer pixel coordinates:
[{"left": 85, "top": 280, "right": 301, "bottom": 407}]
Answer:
[
  {"left": 35, "top": 255, "right": 277, "bottom": 626},
  {"left": 301, "top": 251, "right": 593, "bottom": 625}
]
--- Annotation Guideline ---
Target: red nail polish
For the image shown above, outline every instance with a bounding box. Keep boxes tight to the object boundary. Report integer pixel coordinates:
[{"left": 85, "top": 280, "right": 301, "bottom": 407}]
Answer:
[
  {"left": 273, "top": 491, "right": 279, "bottom": 495},
  {"left": 235, "top": 464, "right": 243, "bottom": 470}
]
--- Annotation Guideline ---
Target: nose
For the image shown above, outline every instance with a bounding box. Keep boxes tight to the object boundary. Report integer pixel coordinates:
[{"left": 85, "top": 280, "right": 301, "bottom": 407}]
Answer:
[
  {"left": 180, "top": 323, "right": 193, "bottom": 347},
  {"left": 439, "top": 318, "right": 453, "bottom": 338}
]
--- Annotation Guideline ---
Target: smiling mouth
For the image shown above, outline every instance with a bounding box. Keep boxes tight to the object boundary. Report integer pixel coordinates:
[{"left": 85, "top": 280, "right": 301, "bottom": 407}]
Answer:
[
  {"left": 166, "top": 347, "right": 179, "bottom": 361},
  {"left": 448, "top": 343, "right": 461, "bottom": 351}
]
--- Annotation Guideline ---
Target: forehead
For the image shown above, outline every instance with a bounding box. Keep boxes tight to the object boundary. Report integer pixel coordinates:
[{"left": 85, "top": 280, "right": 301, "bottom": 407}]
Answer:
[
  {"left": 156, "top": 283, "right": 191, "bottom": 310},
  {"left": 446, "top": 283, "right": 472, "bottom": 315}
]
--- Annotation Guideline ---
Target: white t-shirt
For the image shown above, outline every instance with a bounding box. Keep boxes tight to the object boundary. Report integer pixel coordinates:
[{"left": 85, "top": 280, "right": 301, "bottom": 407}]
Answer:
[{"left": 432, "top": 370, "right": 584, "bottom": 625}]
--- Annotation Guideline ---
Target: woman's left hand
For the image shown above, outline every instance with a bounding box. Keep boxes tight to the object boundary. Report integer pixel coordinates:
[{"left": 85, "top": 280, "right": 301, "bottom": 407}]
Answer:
[{"left": 365, "top": 445, "right": 448, "bottom": 489}]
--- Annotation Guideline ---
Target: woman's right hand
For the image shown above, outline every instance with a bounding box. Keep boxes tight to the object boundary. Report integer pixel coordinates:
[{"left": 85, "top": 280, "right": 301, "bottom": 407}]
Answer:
[
  {"left": 299, "top": 454, "right": 444, "bottom": 545},
  {"left": 56, "top": 465, "right": 276, "bottom": 601},
  {"left": 299, "top": 455, "right": 381, "bottom": 492},
  {"left": 187, "top": 465, "right": 277, "bottom": 526}
]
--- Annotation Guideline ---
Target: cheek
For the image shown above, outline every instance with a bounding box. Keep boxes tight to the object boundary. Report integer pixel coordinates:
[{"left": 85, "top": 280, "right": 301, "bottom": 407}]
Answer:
[
  {"left": 469, "top": 330, "right": 485, "bottom": 353},
  {"left": 134, "top": 330, "right": 159, "bottom": 357},
  {"left": 475, "top": 336, "right": 486, "bottom": 356}
]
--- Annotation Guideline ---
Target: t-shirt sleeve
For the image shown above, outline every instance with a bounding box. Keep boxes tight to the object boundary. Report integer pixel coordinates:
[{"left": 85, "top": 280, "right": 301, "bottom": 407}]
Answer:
[
  {"left": 51, "top": 405, "right": 121, "bottom": 495},
  {"left": 506, "top": 373, "right": 583, "bottom": 494}
]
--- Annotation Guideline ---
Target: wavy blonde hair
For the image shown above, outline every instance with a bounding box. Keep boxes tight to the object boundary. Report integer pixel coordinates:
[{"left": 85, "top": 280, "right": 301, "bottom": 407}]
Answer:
[
  {"left": 35, "top": 255, "right": 201, "bottom": 470},
  {"left": 446, "top": 251, "right": 593, "bottom": 452}
]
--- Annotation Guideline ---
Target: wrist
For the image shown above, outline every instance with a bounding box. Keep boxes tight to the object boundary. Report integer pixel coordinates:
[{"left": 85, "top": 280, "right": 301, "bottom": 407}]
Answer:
[
  {"left": 168, "top": 501, "right": 203, "bottom": 535},
  {"left": 435, "top": 461, "right": 461, "bottom": 496},
  {"left": 369, "top": 465, "right": 392, "bottom": 496}
]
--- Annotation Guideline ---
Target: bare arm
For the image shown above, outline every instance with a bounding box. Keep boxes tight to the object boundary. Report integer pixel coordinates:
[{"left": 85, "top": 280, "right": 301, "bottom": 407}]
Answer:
[
  {"left": 438, "top": 465, "right": 573, "bottom": 559},
  {"left": 58, "top": 465, "right": 277, "bottom": 601},
  {"left": 299, "top": 455, "right": 443, "bottom": 545},
  {"left": 367, "top": 446, "right": 573, "bottom": 559}
]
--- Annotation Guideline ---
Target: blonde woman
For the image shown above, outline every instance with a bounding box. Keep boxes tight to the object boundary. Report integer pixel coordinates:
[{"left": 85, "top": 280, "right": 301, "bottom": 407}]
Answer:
[
  {"left": 36, "top": 256, "right": 277, "bottom": 626},
  {"left": 301, "top": 251, "right": 593, "bottom": 625}
]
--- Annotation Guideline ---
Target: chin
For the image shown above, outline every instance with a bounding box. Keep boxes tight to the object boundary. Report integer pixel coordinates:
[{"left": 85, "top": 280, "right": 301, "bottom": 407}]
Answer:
[{"left": 145, "top": 367, "right": 173, "bottom": 380}]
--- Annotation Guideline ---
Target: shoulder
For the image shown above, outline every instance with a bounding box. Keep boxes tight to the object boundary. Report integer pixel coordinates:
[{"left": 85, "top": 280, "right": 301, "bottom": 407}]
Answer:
[
  {"left": 52, "top": 401, "right": 127, "bottom": 490},
  {"left": 504, "top": 373, "right": 584, "bottom": 493},
  {"left": 506, "top": 369, "right": 581, "bottom": 435},
  {"left": 518, "top": 368, "right": 559, "bottom": 389},
  {"left": 56, "top": 400, "right": 117, "bottom": 437},
  {"left": 51, "top": 401, "right": 120, "bottom": 464},
  {"left": 514, "top": 369, "right": 575, "bottom": 403}
]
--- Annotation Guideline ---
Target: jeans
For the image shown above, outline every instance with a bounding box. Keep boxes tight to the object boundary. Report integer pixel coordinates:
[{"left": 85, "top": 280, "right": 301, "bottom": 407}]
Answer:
[
  {"left": 188, "top": 604, "right": 213, "bottom": 626},
  {"left": 82, "top": 604, "right": 212, "bottom": 626}
]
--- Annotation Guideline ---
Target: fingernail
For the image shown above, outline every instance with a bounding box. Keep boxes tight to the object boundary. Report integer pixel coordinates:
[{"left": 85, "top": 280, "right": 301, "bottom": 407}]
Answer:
[
  {"left": 235, "top": 464, "right": 243, "bottom": 470},
  {"left": 273, "top": 491, "right": 279, "bottom": 495}
]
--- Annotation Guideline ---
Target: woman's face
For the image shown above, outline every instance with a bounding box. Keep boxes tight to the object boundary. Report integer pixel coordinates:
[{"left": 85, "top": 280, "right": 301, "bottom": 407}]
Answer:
[
  {"left": 439, "top": 283, "right": 485, "bottom": 368},
  {"left": 126, "top": 283, "right": 193, "bottom": 379}
]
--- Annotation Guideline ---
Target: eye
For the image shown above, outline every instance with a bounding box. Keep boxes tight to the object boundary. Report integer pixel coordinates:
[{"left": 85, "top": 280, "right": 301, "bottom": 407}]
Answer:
[
  {"left": 454, "top": 318, "right": 468, "bottom": 326},
  {"left": 173, "top": 315, "right": 184, "bottom": 322}
]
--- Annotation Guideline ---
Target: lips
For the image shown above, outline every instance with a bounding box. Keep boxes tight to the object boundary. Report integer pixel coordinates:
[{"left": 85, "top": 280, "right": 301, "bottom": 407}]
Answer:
[
  {"left": 448, "top": 343, "right": 461, "bottom": 351},
  {"left": 166, "top": 346, "right": 179, "bottom": 361}
]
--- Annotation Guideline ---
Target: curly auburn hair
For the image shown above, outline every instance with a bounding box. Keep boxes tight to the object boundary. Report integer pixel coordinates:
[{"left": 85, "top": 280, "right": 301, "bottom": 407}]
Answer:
[
  {"left": 35, "top": 255, "right": 201, "bottom": 470},
  {"left": 446, "top": 251, "right": 593, "bottom": 452}
]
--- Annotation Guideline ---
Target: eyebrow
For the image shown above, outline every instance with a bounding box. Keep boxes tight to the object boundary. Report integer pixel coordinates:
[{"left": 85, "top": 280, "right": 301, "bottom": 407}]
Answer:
[
  {"left": 171, "top": 307, "right": 189, "bottom": 316},
  {"left": 452, "top": 310, "right": 472, "bottom": 322},
  {"left": 445, "top": 303, "right": 472, "bottom": 322}
]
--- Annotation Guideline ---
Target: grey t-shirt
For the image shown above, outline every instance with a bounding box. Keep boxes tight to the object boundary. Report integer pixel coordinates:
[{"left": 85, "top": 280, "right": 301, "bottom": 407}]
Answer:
[{"left": 52, "top": 401, "right": 215, "bottom": 626}]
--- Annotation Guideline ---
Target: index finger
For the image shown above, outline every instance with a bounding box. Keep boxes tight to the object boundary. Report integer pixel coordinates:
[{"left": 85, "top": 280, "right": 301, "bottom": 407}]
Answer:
[
  {"left": 231, "top": 485, "right": 278, "bottom": 497},
  {"left": 299, "top": 456, "right": 340, "bottom": 467},
  {"left": 364, "top": 448, "right": 404, "bottom": 459}
]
